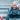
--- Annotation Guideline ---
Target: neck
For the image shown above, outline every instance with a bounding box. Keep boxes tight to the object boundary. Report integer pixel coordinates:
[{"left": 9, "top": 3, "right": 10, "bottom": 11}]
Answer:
[{"left": 13, "top": 7, "right": 16, "bottom": 9}]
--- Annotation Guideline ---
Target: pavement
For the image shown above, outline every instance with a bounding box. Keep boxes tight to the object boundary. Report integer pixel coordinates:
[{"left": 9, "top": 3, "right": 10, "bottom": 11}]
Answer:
[{"left": 9, "top": 18, "right": 20, "bottom": 20}]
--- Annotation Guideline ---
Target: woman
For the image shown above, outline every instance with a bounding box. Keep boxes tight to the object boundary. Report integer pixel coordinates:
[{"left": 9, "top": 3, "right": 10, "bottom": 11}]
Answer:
[{"left": 8, "top": 2, "right": 18, "bottom": 18}]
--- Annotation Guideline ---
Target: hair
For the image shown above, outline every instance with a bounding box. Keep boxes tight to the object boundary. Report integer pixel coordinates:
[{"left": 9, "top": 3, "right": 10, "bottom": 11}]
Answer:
[
  {"left": 11, "top": 2, "right": 17, "bottom": 7},
  {"left": 12, "top": 1, "right": 17, "bottom": 4}
]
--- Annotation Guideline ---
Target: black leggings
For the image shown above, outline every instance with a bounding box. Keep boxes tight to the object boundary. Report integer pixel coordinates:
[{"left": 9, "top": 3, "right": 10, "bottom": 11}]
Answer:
[
  {"left": 16, "top": 14, "right": 20, "bottom": 18},
  {"left": 9, "top": 14, "right": 16, "bottom": 18},
  {"left": 9, "top": 14, "right": 20, "bottom": 18}
]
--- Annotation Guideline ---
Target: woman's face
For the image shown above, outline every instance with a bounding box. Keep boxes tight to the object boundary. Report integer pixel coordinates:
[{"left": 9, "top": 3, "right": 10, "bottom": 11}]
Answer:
[{"left": 12, "top": 4, "right": 16, "bottom": 8}]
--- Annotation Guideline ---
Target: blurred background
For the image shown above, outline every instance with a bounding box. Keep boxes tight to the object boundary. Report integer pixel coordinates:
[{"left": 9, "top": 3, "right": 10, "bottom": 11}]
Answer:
[{"left": 0, "top": 0, "right": 20, "bottom": 20}]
